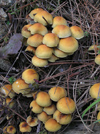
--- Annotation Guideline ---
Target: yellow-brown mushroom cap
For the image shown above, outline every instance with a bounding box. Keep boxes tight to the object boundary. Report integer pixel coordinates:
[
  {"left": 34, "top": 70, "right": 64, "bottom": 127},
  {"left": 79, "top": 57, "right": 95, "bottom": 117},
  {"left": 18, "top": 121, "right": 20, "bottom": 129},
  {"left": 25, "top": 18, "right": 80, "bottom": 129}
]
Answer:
[
  {"left": 27, "top": 34, "right": 43, "bottom": 47},
  {"left": 7, "top": 126, "right": 16, "bottom": 134},
  {"left": 52, "top": 25, "right": 71, "bottom": 38},
  {"left": 25, "top": 45, "right": 35, "bottom": 54},
  {"left": 95, "top": 55, "right": 100, "bottom": 65},
  {"left": 37, "top": 111, "right": 52, "bottom": 123},
  {"left": 5, "top": 97, "right": 15, "bottom": 108},
  {"left": 53, "top": 48, "right": 68, "bottom": 58},
  {"left": 70, "top": 26, "right": 84, "bottom": 39},
  {"left": 49, "top": 86, "right": 67, "bottom": 102},
  {"left": 58, "top": 37, "right": 78, "bottom": 53},
  {"left": 22, "top": 68, "right": 39, "bottom": 84},
  {"left": 26, "top": 116, "right": 38, "bottom": 127},
  {"left": 12, "top": 78, "right": 31, "bottom": 95},
  {"left": 57, "top": 97, "right": 76, "bottom": 114},
  {"left": 19, "top": 122, "right": 32, "bottom": 132},
  {"left": 30, "top": 100, "right": 43, "bottom": 113},
  {"left": 29, "top": 8, "right": 44, "bottom": 19},
  {"left": 32, "top": 55, "right": 48, "bottom": 67},
  {"left": 43, "top": 33, "right": 59, "bottom": 47},
  {"left": 43, "top": 104, "right": 56, "bottom": 115},
  {"left": 45, "top": 118, "right": 61, "bottom": 132},
  {"left": 28, "top": 23, "right": 48, "bottom": 36},
  {"left": 48, "top": 54, "right": 59, "bottom": 62},
  {"left": 34, "top": 10, "right": 53, "bottom": 26},
  {"left": 36, "top": 91, "right": 52, "bottom": 107},
  {"left": 88, "top": 44, "right": 99, "bottom": 51},
  {"left": 35, "top": 44, "right": 53, "bottom": 59},
  {"left": 1, "top": 84, "right": 15, "bottom": 98},
  {"left": 52, "top": 16, "right": 67, "bottom": 28},
  {"left": 21, "top": 24, "right": 31, "bottom": 38},
  {"left": 53, "top": 110, "right": 72, "bottom": 125},
  {"left": 97, "top": 111, "right": 100, "bottom": 123},
  {"left": 89, "top": 83, "right": 100, "bottom": 99}
]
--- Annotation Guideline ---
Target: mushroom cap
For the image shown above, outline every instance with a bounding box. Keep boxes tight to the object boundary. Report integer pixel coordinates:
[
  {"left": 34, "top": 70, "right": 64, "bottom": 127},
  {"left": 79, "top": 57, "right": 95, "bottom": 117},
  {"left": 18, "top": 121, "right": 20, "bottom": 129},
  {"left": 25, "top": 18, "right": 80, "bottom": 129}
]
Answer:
[
  {"left": 49, "top": 86, "right": 67, "bottom": 101},
  {"left": 58, "top": 37, "right": 78, "bottom": 53},
  {"left": 27, "top": 34, "right": 43, "bottom": 47},
  {"left": 70, "top": 26, "right": 84, "bottom": 39},
  {"left": 35, "top": 44, "right": 53, "bottom": 59},
  {"left": 95, "top": 55, "right": 100, "bottom": 65},
  {"left": 57, "top": 97, "right": 76, "bottom": 114},
  {"left": 36, "top": 91, "right": 52, "bottom": 107},
  {"left": 34, "top": 10, "right": 53, "bottom": 26},
  {"left": 53, "top": 110, "right": 72, "bottom": 125},
  {"left": 28, "top": 23, "right": 48, "bottom": 36},
  {"left": 1, "top": 84, "right": 15, "bottom": 98},
  {"left": 89, "top": 83, "right": 100, "bottom": 99},
  {"left": 22, "top": 68, "right": 39, "bottom": 84},
  {"left": 25, "top": 45, "right": 35, "bottom": 54},
  {"left": 43, "top": 33, "right": 59, "bottom": 47},
  {"left": 19, "top": 122, "right": 32, "bottom": 132},
  {"left": 52, "top": 25, "right": 71, "bottom": 38},
  {"left": 97, "top": 111, "right": 100, "bottom": 123},
  {"left": 53, "top": 48, "right": 68, "bottom": 58},
  {"left": 7, "top": 126, "right": 16, "bottom": 134},
  {"left": 48, "top": 54, "right": 59, "bottom": 62},
  {"left": 88, "top": 44, "right": 99, "bottom": 51},
  {"left": 5, "top": 97, "right": 15, "bottom": 108},
  {"left": 29, "top": 8, "right": 44, "bottom": 19},
  {"left": 52, "top": 16, "right": 67, "bottom": 28},
  {"left": 43, "top": 104, "right": 56, "bottom": 115},
  {"left": 12, "top": 78, "right": 31, "bottom": 95},
  {"left": 45, "top": 118, "right": 61, "bottom": 132},
  {"left": 32, "top": 55, "right": 48, "bottom": 67},
  {"left": 30, "top": 100, "right": 43, "bottom": 113},
  {"left": 21, "top": 24, "right": 31, "bottom": 38},
  {"left": 26, "top": 116, "right": 38, "bottom": 127},
  {"left": 37, "top": 111, "right": 52, "bottom": 123}
]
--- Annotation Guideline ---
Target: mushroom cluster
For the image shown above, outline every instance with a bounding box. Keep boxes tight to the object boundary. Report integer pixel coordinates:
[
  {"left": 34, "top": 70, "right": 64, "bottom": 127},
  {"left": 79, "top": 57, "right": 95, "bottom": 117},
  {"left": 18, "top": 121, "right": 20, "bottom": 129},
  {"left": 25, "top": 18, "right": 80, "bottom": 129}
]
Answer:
[
  {"left": 28, "top": 86, "right": 76, "bottom": 132},
  {"left": 22, "top": 8, "right": 84, "bottom": 67}
]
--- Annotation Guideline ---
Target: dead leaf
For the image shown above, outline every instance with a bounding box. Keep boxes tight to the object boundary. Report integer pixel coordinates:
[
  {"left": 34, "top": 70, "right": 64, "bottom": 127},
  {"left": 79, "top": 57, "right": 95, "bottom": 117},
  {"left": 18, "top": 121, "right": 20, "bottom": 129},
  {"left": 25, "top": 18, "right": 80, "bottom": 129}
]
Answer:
[{"left": 0, "top": 33, "right": 23, "bottom": 58}]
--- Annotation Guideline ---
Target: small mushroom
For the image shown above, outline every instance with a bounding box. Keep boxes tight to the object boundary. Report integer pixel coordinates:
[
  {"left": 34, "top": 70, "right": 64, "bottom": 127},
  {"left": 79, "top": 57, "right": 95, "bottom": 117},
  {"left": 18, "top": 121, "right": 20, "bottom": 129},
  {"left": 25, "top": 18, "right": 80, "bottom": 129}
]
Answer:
[
  {"left": 97, "top": 111, "right": 100, "bottom": 123},
  {"left": 52, "top": 25, "right": 71, "bottom": 38},
  {"left": 25, "top": 45, "right": 35, "bottom": 54},
  {"left": 21, "top": 24, "right": 32, "bottom": 38},
  {"left": 7, "top": 126, "right": 16, "bottom": 134},
  {"left": 26, "top": 115, "right": 38, "bottom": 127},
  {"left": 43, "top": 104, "right": 56, "bottom": 115},
  {"left": 19, "top": 122, "right": 32, "bottom": 133},
  {"left": 95, "top": 55, "right": 100, "bottom": 65},
  {"left": 48, "top": 54, "right": 59, "bottom": 62},
  {"left": 53, "top": 48, "right": 68, "bottom": 58},
  {"left": 29, "top": 8, "right": 44, "bottom": 19}
]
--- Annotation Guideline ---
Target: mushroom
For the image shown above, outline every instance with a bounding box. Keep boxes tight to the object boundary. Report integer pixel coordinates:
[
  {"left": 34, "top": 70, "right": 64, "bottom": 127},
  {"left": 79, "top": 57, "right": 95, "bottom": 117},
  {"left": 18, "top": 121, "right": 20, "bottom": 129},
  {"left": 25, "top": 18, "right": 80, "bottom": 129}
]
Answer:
[
  {"left": 48, "top": 54, "right": 59, "bottom": 62},
  {"left": 43, "top": 33, "right": 59, "bottom": 47},
  {"left": 27, "top": 34, "right": 43, "bottom": 47},
  {"left": 53, "top": 110, "right": 72, "bottom": 125},
  {"left": 70, "top": 25, "right": 84, "bottom": 39},
  {"left": 29, "top": 8, "right": 44, "bottom": 19},
  {"left": 34, "top": 10, "right": 53, "bottom": 26},
  {"left": 32, "top": 55, "right": 48, "bottom": 67},
  {"left": 4, "top": 97, "right": 15, "bottom": 108},
  {"left": 36, "top": 91, "right": 52, "bottom": 107},
  {"left": 19, "top": 122, "right": 32, "bottom": 132},
  {"left": 48, "top": 86, "right": 67, "bottom": 102},
  {"left": 57, "top": 97, "right": 76, "bottom": 114},
  {"left": 89, "top": 83, "right": 100, "bottom": 99},
  {"left": 22, "top": 68, "right": 39, "bottom": 84},
  {"left": 52, "top": 25, "right": 71, "bottom": 38},
  {"left": 21, "top": 24, "right": 32, "bottom": 38},
  {"left": 26, "top": 115, "right": 38, "bottom": 127},
  {"left": 58, "top": 37, "right": 79, "bottom": 53},
  {"left": 45, "top": 118, "right": 61, "bottom": 132},
  {"left": 12, "top": 78, "right": 31, "bottom": 95},
  {"left": 97, "top": 111, "right": 100, "bottom": 123},
  {"left": 25, "top": 45, "right": 35, "bottom": 54},
  {"left": 30, "top": 100, "right": 43, "bottom": 113},
  {"left": 35, "top": 44, "right": 53, "bottom": 59},
  {"left": 52, "top": 16, "right": 67, "bottom": 28},
  {"left": 28, "top": 23, "right": 48, "bottom": 36},
  {"left": 53, "top": 48, "right": 68, "bottom": 58},
  {"left": 88, "top": 44, "right": 99, "bottom": 51},
  {"left": 95, "top": 55, "right": 100, "bottom": 65},
  {"left": 37, "top": 111, "right": 51, "bottom": 123},
  {"left": 7, "top": 126, "right": 16, "bottom": 134},
  {"left": 43, "top": 104, "right": 56, "bottom": 115},
  {"left": 0, "top": 84, "right": 15, "bottom": 98}
]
